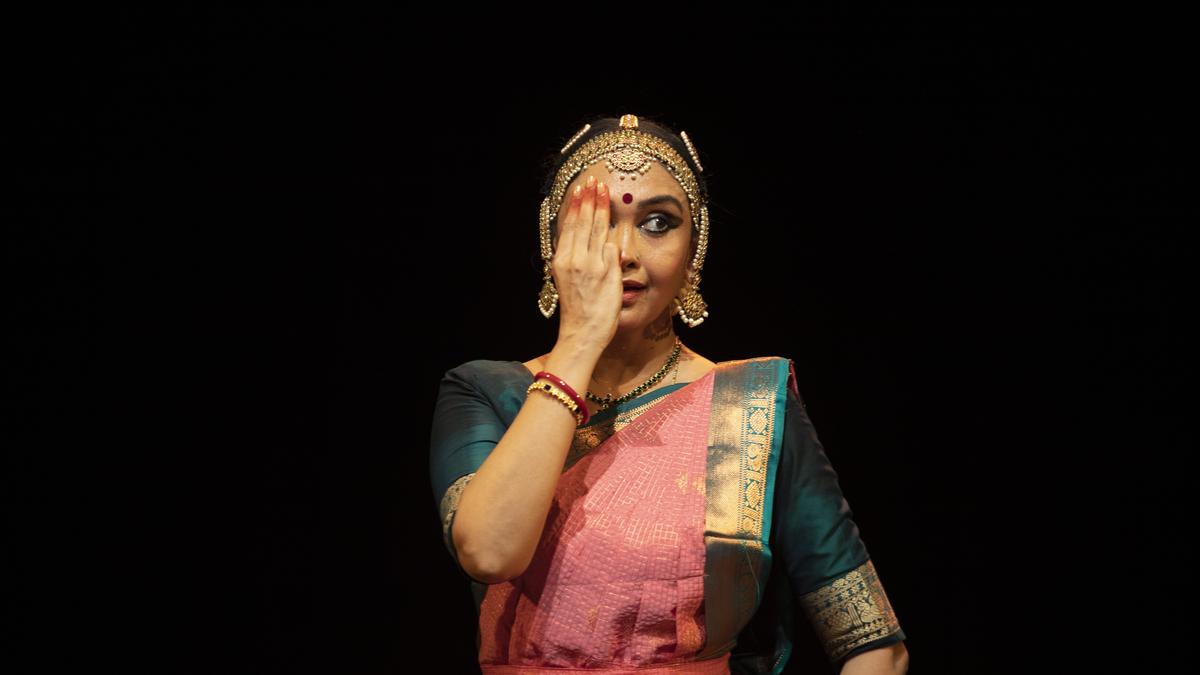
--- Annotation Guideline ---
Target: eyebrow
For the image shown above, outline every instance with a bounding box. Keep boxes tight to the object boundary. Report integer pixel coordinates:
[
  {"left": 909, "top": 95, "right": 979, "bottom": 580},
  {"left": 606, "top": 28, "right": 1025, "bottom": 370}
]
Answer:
[{"left": 623, "top": 194, "right": 685, "bottom": 212}]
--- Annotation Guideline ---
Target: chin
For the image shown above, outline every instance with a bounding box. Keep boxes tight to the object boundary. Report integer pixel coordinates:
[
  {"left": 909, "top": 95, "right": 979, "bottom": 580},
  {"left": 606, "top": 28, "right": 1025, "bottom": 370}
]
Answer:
[{"left": 618, "top": 299, "right": 666, "bottom": 322}]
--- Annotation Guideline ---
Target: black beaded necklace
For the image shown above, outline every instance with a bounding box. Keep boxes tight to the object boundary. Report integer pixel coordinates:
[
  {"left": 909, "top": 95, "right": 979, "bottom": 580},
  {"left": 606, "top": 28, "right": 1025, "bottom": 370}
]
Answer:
[{"left": 586, "top": 336, "right": 683, "bottom": 412}]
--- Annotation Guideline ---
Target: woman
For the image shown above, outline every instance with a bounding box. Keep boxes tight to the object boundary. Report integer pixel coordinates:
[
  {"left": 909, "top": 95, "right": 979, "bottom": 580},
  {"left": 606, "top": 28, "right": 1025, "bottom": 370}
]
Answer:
[{"left": 429, "top": 114, "right": 908, "bottom": 674}]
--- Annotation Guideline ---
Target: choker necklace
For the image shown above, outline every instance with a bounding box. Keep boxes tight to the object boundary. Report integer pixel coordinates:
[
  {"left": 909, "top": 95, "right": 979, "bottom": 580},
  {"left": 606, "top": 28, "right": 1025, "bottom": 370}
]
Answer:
[{"left": 586, "top": 336, "right": 683, "bottom": 412}]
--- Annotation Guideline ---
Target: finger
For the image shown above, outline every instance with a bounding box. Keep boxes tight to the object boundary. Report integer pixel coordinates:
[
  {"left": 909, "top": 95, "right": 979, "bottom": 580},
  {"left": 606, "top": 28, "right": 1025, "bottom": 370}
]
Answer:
[
  {"left": 575, "top": 176, "right": 596, "bottom": 259},
  {"left": 556, "top": 183, "right": 582, "bottom": 257},
  {"left": 590, "top": 179, "right": 610, "bottom": 255}
]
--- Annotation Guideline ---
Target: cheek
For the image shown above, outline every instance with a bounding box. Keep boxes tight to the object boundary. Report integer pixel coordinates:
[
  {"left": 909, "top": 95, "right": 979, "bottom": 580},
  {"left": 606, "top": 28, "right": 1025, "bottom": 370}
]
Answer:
[{"left": 643, "top": 248, "right": 690, "bottom": 285}]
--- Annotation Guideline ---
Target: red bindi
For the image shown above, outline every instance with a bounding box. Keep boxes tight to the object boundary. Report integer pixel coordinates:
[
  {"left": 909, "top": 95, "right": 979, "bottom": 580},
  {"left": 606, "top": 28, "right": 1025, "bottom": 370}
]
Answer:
[{"left": 622, "top": 192, "right": 633, "bottom": 204}]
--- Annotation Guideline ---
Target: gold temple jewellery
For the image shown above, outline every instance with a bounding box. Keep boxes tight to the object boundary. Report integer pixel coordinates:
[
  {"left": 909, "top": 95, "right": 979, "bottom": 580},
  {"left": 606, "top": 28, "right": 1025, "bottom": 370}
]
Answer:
[
  {"left": 526, "top": 378, "right": 586, "bottom": 426},
  {"left": 559, "top": 123, "right": 591, "bottom": 155},
  {"left": 537, "top": 113, "right": 710, "bottom": 327},
  {"left": 529, "top": 371, "right": 590, "bottom": 426}
]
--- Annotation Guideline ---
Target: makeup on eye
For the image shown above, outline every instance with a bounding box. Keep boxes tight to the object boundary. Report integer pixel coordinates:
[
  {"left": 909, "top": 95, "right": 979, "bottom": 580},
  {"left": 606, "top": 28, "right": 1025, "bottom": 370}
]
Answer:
[
  {"left": 642, "top": 214, "right": 679, "bottom": 234},
  {"left": 606, "top": 212, "right": 679, "bottom": 234}
]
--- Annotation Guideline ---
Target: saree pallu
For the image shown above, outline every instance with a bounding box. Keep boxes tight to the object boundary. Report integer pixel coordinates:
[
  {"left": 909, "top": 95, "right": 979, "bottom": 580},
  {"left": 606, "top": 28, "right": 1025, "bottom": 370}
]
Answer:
[{"left": 430, "top": 357, "right": 906, "bottom": 674}]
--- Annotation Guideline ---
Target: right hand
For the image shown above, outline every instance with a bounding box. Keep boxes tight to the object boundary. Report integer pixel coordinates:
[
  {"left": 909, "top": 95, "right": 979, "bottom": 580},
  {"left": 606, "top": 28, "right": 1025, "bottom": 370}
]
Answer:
[{"left": 550, "top": 175, "right": 623, "bottom": 352}]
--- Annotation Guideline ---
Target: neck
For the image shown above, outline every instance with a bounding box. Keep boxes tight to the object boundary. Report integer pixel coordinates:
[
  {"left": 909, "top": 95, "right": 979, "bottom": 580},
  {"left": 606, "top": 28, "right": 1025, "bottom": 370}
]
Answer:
[{"left": 588, "top": 311, "right": 680, "bottom": 396}]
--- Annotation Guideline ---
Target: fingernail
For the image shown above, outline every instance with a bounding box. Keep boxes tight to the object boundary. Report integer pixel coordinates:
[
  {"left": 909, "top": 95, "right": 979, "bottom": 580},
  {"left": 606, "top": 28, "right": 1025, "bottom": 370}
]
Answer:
[
  {"left": 597, "top": 180, "right": 606, "bottom": 195},
  {"left": 574, "top": 185, "right": 582, "bottom": 197},
  {"left": 586, "top": 175, "right": 596, "bottom": 188}
]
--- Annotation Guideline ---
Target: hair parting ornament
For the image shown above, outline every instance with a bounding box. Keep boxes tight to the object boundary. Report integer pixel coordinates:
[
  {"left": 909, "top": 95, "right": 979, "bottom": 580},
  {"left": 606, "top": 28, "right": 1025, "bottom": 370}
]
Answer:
[{"left": 537, "top": 114, "right": 710, "bottom": 328}]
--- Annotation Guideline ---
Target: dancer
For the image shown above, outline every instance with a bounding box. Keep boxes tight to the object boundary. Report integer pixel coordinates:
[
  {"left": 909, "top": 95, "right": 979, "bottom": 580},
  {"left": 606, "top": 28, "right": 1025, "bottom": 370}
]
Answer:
[{"left": 430, "top": 114, "right": 908, "bottom": 674}]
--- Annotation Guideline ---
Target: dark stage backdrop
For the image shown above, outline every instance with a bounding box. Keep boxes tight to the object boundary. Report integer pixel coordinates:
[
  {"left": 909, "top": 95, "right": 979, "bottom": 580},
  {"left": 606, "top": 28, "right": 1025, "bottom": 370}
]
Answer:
[{"left": 9, "top": 8, "right": 1193, "bottom": 675}]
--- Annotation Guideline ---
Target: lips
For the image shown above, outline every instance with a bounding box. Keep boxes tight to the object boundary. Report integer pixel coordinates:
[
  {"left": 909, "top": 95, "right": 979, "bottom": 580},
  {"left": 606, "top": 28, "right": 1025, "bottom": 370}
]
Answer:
[{"left": 622, "top": 281, "right": 646, "bottom": 290}]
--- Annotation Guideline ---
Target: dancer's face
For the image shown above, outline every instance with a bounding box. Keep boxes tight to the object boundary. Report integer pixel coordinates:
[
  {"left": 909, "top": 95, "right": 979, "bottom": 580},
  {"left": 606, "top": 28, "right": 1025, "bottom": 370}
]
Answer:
[{"left": 554, "top": 162, "right": 697, "bottom": 331}]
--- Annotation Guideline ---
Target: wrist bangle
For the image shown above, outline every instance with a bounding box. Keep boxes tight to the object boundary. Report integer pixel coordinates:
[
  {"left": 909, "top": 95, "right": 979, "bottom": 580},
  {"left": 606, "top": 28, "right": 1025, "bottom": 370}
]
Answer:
[
  {"left": 534, "top": 371, "right": 589, "bottom": 426},
  {"left": 526, "top": 379, "right": 584, "bottom": 426}
]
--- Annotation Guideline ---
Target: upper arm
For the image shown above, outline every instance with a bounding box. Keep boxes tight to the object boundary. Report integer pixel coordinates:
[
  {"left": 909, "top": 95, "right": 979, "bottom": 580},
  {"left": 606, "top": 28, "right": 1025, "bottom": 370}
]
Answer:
[
  {"left": 771, "top": 364, "right": 906, "bottom": 665},
  {"left": 429, "top": 363, "right": 510, "bottom": 584},
  {"left": 771, "top": 372, "right": 869, "bottom": 593}
]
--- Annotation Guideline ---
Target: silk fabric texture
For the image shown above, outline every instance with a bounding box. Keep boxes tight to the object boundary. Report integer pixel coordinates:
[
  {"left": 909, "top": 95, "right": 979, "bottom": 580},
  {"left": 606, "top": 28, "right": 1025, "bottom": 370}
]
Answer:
[{"left": 429, "top": 357, "right": 906, "bottom": 674}]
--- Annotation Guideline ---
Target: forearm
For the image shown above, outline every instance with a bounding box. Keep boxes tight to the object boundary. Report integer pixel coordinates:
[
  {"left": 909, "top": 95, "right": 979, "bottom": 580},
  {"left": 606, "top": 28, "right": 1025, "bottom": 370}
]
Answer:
[
  {"left": 839, "top": 642, "right": 908, "bottom": 675},
  {"left": 453, "top": 340, "right": 600, "bottom": 582}
]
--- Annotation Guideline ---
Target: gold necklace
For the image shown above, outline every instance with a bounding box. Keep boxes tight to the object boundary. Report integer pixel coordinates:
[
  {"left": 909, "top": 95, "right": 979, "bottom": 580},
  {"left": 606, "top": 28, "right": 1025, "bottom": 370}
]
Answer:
[{"left": 586, "top": 336, "right": 682, "bottom": 412}]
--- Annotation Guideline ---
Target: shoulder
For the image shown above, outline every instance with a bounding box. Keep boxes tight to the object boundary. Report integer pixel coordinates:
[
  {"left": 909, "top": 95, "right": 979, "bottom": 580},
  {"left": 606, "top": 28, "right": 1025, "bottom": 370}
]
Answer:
[
  {"left": 445, "top": 358, "right": 522, "bottom": 378},
  {"left": 717, "top": 354, "right": 793, "bottom": 367},
  {"left": 676, "top": 346, "right": 718, "bottom": 381},
  {"left": 441, "top": 359, "right": 533, "bottom": 398},
  {"left": 720, "top": 355, "right": 805, "bottom": 409},
  {"left": 716, "top": 355, "right": 796, "bottom": 380}
]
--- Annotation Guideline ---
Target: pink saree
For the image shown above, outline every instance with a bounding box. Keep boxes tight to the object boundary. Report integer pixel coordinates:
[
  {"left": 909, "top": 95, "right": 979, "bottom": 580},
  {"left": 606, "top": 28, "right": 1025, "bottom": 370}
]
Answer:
[{"left": 476, "top": 370, "right": 724, "bottom": 674}]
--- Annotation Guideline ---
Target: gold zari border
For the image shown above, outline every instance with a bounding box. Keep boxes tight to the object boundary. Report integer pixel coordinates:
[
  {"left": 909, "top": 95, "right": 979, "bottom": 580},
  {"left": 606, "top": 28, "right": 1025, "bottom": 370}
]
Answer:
[
  {"left": 440, "top": 472, "right": 475, "bottom": 557},
  {"left": 695, "top": 358, "right": 782, "bottom": 659},
  {"left": 797, "top": 558, "right": 904, "bottom": 663}
]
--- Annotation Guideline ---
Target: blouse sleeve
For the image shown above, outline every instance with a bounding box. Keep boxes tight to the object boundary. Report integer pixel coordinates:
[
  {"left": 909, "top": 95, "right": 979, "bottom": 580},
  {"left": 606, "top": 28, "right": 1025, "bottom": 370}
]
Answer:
[
  {"left": 770, "top": 364, "right": 907, "bottom": 667},
  {"left": 429, "top": 362, "right": 510, "bottom": 585}
]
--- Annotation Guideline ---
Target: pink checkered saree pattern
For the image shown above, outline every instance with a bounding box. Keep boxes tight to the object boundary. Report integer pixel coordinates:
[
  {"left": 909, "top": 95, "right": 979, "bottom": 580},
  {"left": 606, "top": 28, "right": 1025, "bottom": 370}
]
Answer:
[{"left": 477, "top": 371, "right": 728, "bottom": 673}]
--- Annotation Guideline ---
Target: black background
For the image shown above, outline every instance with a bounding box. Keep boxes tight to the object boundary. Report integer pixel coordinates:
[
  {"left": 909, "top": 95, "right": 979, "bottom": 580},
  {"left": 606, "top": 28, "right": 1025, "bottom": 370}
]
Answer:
[{"left": 9, "top": 7, "right": 1194, "bottom": 674}]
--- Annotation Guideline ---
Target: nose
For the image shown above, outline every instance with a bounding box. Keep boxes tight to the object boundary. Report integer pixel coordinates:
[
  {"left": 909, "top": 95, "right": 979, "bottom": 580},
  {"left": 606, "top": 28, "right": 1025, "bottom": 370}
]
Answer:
[{"left": 607, "top": 217, "right": 640, "bottom": 268}]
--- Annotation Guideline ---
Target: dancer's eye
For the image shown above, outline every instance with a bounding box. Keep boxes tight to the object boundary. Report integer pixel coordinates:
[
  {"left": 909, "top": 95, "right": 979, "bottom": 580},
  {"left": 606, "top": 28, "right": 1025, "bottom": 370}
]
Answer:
[{"left": 643, "top": 214, "right": 678, "bottom": 234}]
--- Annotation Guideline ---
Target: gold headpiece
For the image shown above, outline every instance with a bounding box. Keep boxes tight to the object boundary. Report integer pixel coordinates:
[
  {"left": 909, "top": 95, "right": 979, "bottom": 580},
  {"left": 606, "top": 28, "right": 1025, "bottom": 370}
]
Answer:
[{"left": 537, "top": 114, "right": 710, "bottom": 327}]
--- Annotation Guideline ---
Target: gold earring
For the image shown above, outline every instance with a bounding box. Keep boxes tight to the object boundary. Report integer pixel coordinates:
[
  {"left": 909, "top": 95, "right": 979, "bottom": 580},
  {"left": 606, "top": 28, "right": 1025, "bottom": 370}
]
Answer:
[
  {"left": 538, "top": 260, "right": 559, "bottom": 318},
  {"left": 673, "top": 268, "right": 709, "bottom": 328}
]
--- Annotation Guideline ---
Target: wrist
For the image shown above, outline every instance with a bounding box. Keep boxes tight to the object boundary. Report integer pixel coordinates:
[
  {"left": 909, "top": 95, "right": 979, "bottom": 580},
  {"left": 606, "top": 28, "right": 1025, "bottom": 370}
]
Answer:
[
  {"left": 544, "top": 342, "right": 600, "bottom": 403},
  {"left": 550, "top": 336, "right": 604, "bottom": 364}
]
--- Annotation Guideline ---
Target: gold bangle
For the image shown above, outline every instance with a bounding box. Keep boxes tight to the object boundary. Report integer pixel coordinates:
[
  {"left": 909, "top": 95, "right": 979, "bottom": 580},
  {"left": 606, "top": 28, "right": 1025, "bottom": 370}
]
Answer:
[
  {"left": 526, "top": 379, "right": 583, "bottom": 426},
  {"left": 527, "top": 380, "right": 583, "bottom": 425}
]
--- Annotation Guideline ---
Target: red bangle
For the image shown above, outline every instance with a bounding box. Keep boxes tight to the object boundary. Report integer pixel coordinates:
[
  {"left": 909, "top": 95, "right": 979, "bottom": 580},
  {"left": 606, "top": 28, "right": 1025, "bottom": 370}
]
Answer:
[{"left": 534, "top": 371, "right": 589, "bottom": 426}]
